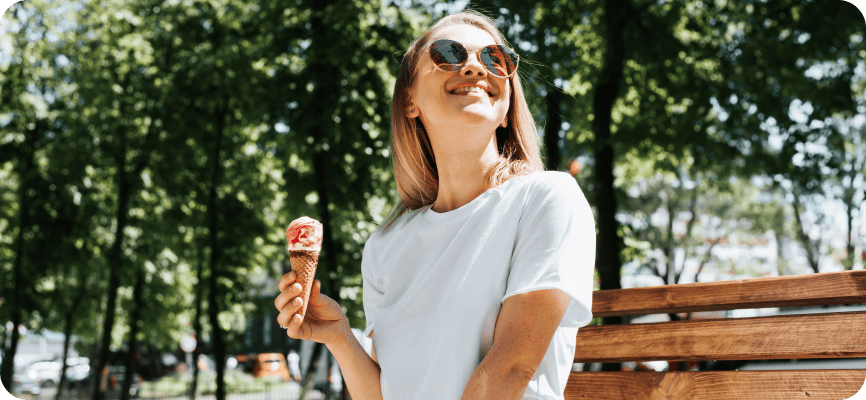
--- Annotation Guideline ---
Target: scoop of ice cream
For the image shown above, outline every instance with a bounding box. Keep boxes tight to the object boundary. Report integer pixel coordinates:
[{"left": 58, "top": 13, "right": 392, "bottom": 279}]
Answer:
[{"left": 286, "top": 216, "right": 323, "bottom": 251}]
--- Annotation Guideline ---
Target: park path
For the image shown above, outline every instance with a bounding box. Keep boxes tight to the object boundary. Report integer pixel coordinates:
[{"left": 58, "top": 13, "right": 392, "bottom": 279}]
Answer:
[{"left": 13, "top": 382, "right": 326, "bottom": 400}]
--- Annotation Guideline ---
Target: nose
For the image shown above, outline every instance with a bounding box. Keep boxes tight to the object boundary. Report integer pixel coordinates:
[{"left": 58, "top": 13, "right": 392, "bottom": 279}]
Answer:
[{"left": 460, "top": 50, "right": 487, "bottom": 77}]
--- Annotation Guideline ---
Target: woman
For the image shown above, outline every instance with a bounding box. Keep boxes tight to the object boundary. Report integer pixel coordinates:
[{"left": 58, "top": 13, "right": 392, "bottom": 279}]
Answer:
[{"left": 274, "top": 11, "right": 595, "bottom": 400}]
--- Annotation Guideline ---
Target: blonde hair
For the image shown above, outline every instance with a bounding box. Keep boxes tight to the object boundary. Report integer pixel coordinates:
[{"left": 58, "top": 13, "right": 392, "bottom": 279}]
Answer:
[{"left": 379, "top": 11, "right": 544, "bottom": 230}]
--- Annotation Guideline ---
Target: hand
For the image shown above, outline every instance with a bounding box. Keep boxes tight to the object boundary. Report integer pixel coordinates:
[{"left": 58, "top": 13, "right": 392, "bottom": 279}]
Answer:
[{"left": 275, "top": 271, "right": 348, "bottom": 346}]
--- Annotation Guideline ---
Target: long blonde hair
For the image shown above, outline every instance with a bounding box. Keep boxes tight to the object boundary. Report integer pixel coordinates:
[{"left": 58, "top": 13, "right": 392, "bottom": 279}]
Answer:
[{"left": 380, "top": 11, "right": 544, "bottom": 230}]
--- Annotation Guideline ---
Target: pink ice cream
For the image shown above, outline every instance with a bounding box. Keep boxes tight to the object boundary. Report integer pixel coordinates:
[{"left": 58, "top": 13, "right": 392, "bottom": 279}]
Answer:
[{"left": 285, "top": 217, "right": 323, "bottom": 252}]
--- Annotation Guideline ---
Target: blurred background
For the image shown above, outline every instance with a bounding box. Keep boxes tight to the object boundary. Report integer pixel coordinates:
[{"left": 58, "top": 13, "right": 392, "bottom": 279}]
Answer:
[{"left": 0, "top": 0, "right": 863, "bottom": 399}]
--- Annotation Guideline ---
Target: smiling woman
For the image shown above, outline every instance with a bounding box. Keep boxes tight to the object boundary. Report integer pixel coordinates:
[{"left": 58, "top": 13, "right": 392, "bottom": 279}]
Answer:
[
  {"left": 275, "top": 10, "right": 596, "bottom": 400},
  {"left": 387, "top": 12, "right": 544, "bottom": 216}
]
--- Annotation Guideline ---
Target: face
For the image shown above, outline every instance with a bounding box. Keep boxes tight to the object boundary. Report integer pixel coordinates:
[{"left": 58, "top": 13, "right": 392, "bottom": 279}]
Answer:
[{"left": 407, "top": 25, "right": 511, "bottom": 137}]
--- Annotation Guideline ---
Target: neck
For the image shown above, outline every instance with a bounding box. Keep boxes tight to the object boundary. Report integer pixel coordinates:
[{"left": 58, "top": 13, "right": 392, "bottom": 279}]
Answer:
[{"left": 428, "top": 129, "right": 501, "bottom": 213}]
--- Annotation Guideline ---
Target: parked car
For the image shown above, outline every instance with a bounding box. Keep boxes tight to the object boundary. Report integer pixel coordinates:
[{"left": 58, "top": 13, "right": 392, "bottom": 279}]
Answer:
[
  {"left": 11, "top": 368, "right": 42, "bottom": 396},
  {"left": 11, "top": 359, "right": 63, "bottom": 395},
  {"left": 63, "top": 360, "right": 92, "bottom": 392},
  {"left": 241, "top": 353, "right": 290, "bottom": 381},
  {"left": 31, "top": 360, "right": 63, "bottom": 386}
]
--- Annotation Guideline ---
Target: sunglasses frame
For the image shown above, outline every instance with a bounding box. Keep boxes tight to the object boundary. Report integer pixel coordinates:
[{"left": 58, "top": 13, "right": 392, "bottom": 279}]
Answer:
[{"left": 424, "top": 39, "right": 520, "bottom": 79}]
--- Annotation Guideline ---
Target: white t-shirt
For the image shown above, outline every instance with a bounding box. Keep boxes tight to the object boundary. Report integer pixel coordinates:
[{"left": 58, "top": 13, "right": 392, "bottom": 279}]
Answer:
[{"left": 361, "top": 171, "right": 595, "bottom": 400}]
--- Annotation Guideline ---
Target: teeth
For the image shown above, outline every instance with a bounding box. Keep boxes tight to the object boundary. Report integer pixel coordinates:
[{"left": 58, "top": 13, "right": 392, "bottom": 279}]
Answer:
[{"left": 451, "top": 86, "right": 489, "bottom": 96}]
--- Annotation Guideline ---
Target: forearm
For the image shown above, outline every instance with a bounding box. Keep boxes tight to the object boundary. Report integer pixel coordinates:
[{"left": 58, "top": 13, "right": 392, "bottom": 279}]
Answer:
[
  {"left": 460, "top": 354, "right": 534, "bottom": 400},
  {"left": 327, "top": 322, "right": 383, "bottom": 400}
]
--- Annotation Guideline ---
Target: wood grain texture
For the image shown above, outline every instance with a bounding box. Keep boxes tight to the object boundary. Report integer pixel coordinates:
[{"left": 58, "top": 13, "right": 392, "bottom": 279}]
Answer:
[
  {"left": 592, "top": 270, "right": 866, "bottom": 317},
  {"left": 564, "top": 370, "right": 866, "bottom": 399},
  {"left": 574, "top": 311, "right": 866, "bottom": 363}
]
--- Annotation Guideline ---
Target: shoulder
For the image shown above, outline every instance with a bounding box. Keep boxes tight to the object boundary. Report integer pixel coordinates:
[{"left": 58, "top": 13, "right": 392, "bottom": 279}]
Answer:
[
  {"left": 513, "top": 171, "right": 592, "bottom": 225},
  {"left": 511, "top": 171, "right": 582, "bottom": 200}
]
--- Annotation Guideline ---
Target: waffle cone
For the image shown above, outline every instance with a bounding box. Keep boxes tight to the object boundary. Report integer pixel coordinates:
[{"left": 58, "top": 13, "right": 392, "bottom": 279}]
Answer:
[{"left": 289, "top": 250, "right": 319, "bottom": 319}]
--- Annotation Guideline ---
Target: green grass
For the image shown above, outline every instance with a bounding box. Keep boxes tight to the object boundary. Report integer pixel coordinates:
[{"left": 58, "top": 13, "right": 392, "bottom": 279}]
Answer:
[{"left": 142, "top": 369, "right": 282, "bottom": 396}]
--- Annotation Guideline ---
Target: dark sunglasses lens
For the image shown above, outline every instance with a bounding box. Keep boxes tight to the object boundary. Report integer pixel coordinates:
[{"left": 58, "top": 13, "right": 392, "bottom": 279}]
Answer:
[
  {"left": 429, "top": 40, "right": 466, "bottom": 71},
  {"left": 481, "top": 45, "right": 518, "bottom": 77}
]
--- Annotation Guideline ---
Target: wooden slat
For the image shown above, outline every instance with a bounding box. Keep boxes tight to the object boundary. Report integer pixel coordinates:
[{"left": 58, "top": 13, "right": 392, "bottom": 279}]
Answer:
[
  {"left": 592, "top": 270, "right": 866, "bottom": 317},
  {"left": 574, "top": 311, "right": 866, "bottom": 363},
  {"left": 564, "top": 370, "right": 866, "bottom": 399}
]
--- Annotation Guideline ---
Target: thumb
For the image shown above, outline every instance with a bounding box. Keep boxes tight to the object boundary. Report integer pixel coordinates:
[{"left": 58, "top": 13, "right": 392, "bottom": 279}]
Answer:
[{"left": 310, "top": 279, "right": 322, "bottom": 304}]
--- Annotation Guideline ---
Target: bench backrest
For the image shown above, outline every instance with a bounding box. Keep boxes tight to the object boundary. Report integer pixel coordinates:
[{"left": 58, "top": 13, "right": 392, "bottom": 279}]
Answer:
[{"left": 565, "top": 270, "right": 866, "bottom": 399}]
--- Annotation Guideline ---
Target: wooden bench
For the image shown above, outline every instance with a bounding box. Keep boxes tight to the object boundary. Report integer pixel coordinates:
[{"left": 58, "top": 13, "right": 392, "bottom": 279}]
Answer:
[{"left": 565, "top": 270, "right": 866, "bottom": 399}]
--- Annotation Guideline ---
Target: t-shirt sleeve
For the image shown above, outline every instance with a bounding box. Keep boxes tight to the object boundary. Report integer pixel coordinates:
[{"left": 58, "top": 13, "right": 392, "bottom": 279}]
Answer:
[
  {"left": 503, "top": 172, "right": 595, "bottom": 329},
  {"left": 361, "top": 232, "right": 384, "bottom": 338}
]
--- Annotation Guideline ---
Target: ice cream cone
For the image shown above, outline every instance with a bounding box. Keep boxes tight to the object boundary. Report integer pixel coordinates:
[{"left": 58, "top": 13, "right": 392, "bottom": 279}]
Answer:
[
  {"left": 289, "top": 250, "right": 319, "bottom": 319},
  {"left": 285, "top": 216, "right": 324, "bottom": 321}
]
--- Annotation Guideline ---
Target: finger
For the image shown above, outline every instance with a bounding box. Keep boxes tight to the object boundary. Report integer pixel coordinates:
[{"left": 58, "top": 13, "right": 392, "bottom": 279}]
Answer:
[
  {"left": 274, "top": 284, "right": 302, "bottom": 311},
  {"left": 275, "top": 288, "right": 289, "bottom": 310},
  {"left": 285, "top": 313, "right": 307, "bottom": 339},
  {"left": 277, "top": 309, "right": 293, "bottom": 327},
  {"left": 310, "top": 280, "right": 322, "bottom": 304},
  {"left": 284, "top": 313, "right": 303, "bottom": 339},
  {"left": 282, "top": 296, "right": 304, "bottom": 317},
  {"left": 274, "top": 292, "right": 284, "bottom": 311},
  {"left": 277, "top": 297, "right": 303, "bottom": 325},
  {"left": 278, "top": 271, "right": 296, "bottom": 291}
]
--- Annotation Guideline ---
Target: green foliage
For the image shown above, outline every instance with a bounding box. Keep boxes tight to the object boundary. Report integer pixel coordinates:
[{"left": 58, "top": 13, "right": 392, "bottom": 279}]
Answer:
[{"left": 1, "top": 0, "right": 423, "bottom": 374}]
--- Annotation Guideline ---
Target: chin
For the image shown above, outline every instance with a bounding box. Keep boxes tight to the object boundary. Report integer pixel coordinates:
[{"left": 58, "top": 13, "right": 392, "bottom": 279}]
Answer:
[{"left": 454, "top": 102, "right": 498, "bottom": 118}]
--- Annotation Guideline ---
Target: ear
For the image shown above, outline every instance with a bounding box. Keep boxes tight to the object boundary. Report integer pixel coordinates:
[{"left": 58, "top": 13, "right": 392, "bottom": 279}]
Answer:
[{"left": 405, "top": 96, "right": 421, "bottom": 119}]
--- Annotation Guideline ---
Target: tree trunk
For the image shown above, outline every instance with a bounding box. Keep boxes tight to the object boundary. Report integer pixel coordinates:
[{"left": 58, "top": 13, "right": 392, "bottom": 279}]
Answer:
[
  {"left": 91, "top": 69, "right": 159, "bottom": 400},
  {"left": 56, "top": 315, "right": 72, "bottom": 400},
  {"left": 56, "top": 282, "right": 87, "bottom": 400},
  {"left": 121, "top": 268, "right": 144, "bottom": 400},
  {"left": 92, "top": 127, "right": 132, "bottom": 400},
  {"left": 594, "top": 0, "right": 629, "bottom": 372},
  {"left": 190, "top": 232, "right": 205, "bottom": 400},
  {"left": 664, "top": 196, "right": 676, "bottom": 285},
  {"left": 775, "top": 231, "right": 788, "bottom": 276},
  {"left": 1, "top": 328, "right": 6, "bottom": 366},
  {"left": 207, "top": 104, "right": 228, "bottom": 400},
  {"left": 544, "top": 87, "right": 563, "bottom": 171},
  {"left": 299, "top": 342, "right": 326, "bottom": 400},
  {"left": 0, "top": 136, "right": 34, "bottom": 388},
  {"left": 844, "top": 186, "right": 855, "bottom": 271},
  {"left": 305, "top": 2, "right": 342, "bottom": 396},
  {"left": 791, "top": 192, "right": 820, "bottom": 273}
]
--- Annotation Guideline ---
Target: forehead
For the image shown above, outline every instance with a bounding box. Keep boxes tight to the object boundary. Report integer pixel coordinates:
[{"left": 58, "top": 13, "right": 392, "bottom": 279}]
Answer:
[{"left": 429, "top": 24, "right": 498, "bottom": 49}]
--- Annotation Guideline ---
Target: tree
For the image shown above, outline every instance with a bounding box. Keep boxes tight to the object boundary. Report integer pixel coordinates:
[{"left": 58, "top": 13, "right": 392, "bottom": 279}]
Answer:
[
  {"left": 44, "top": 0, "right": 179, "bottom": 397},
  {"left": 619, "top": 156, "right": 789, "bottom": 289},
  {"left": 0, "top": 0, "right": 81, "bottom": 386},
  {"left": 141, "top": 0, "right": 284, "bottom": 398},
  {"left": 248, "top": 0, "right": 422, "bottom": 397}
]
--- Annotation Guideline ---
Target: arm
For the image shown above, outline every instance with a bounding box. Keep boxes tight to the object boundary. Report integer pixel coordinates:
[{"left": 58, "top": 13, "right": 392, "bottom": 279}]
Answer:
[
  {"left": 460, "top": 288, "right": 571, "bottom": 400},
  {"left": 328, "top": 325, "right": 383, "bottom": 400},
  {"left": 276, "top": 275, "right": 383, "bottom": 399}
]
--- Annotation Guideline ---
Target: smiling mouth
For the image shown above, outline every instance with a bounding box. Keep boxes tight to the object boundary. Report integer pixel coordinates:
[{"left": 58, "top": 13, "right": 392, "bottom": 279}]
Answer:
[{"left": 449, "top": 86, "right": 493, "bottom": 97}]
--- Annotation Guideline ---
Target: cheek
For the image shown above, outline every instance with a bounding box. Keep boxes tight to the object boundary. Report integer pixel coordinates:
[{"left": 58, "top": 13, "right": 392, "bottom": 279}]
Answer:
[{"left": 498, "top": 84, "right": 512, "bottom": 111}]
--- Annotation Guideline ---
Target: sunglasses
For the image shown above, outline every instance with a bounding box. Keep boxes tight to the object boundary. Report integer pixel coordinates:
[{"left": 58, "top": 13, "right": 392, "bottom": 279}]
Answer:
[{"left": 424, "top": 39, "right": 520, "bottom": 78}]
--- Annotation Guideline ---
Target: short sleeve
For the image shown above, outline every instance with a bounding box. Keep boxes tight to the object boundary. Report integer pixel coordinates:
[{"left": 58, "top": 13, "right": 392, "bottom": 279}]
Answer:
[
  {"left": 361, "top": 232, "right": 385, "bottom": 338},
  {"left": 503, "top": 172, "right": 595, "bottom": 329}
]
